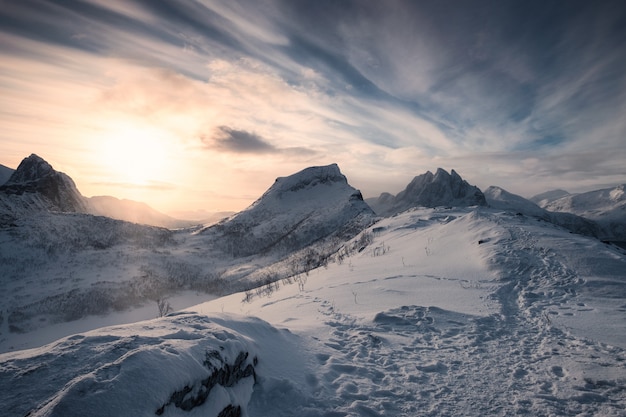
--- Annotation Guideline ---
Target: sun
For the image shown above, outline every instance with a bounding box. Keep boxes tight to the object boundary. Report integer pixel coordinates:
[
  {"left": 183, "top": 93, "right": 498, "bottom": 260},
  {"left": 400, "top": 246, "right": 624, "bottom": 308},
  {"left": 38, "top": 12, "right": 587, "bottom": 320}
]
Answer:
[{"left": 96, "top": 120, "right": 173, "bottom": 188}]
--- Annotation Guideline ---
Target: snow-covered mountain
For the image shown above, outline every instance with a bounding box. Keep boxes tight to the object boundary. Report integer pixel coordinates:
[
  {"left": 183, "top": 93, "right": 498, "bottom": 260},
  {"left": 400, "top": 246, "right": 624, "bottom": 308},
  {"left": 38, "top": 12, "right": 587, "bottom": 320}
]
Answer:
[
  {"left": 2, "top": 206, "right": 625, "bottom": 416},
  {"left": 367, "top": 168, "right": 486, "bottom": 216},
  {"left": 526, "top": 185, "right": 626, "bottom": 241},
  {"left": 0, "top": 163, "right": 13, "bottom": 186},
  {"left": 0, "top": 162, "right": 375, "bottom": 346},
  {"left": 484, "top": 185, "right": 599, "bottom": 237},
  {"left": 204, "top": 163, "right": 375, "bottom": 257},
  {"left": 535, "top": 185, "right": 626, "bottom": 241},
  {"left": 0, "top": 154, "right": 89, "bottom": 217},
  {"left": 0, "top": 154, "right": 196, "bottom": 228},
  {"left": 529, "top": 188, "right": 571, "bottom": 206}
]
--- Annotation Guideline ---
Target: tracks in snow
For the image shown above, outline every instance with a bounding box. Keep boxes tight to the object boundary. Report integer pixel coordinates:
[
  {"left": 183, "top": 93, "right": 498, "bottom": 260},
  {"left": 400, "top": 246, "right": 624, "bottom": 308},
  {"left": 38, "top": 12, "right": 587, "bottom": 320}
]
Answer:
[{"left": 253, "top": 214, "right": 626, "bottom": 416}]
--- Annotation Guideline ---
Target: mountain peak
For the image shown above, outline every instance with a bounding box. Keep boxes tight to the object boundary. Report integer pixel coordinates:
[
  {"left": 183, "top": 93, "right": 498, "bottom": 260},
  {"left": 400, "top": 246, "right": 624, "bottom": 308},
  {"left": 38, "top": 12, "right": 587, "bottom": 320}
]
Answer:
[
  {"left": 369, "top": 168, "right": 486, "bottom": 216},
  {"left": 0, "top": 154, "right": 88, "bottom": 214},
  {"left": 206, "top": 163, "right": 374, "bottom": 256},
  {"left": 271, "top": 163, "right": 346, "bottom": 194},
  {"left": 5, "top": 153, "right": 54, "bottom": 185}
]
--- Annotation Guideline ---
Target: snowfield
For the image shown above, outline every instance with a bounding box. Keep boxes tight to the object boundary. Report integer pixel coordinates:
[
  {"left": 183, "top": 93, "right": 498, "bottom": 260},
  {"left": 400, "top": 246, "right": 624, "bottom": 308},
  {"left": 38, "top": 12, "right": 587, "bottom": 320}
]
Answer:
[{"left": 2, "top": 207, "right": 625, "bottom": 416}]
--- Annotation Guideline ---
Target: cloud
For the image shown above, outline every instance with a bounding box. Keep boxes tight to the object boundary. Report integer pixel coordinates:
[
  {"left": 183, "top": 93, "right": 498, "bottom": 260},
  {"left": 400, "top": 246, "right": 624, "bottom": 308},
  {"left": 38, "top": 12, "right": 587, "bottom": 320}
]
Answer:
[
  {"left": 1, "top": 0, "right": 625, "bottom": 211},
  {"left": 206, "top": 126, "right": 276, "bottom": 153}
]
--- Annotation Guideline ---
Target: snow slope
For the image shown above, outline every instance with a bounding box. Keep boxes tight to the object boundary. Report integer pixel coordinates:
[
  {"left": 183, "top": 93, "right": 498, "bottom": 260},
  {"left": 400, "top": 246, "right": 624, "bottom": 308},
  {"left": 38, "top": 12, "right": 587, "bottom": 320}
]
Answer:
[
  {"left": 2, "top": 207, "right": 625, "bottom": 416},
  {"left": 0, "top": 163, "right": 375, "bottom": 348},
  {"left": 530, "top": 189, "right": 571, "bottom": 206},
  {"left": 202, "top": 164, "right": 374, "bottom": 257}
]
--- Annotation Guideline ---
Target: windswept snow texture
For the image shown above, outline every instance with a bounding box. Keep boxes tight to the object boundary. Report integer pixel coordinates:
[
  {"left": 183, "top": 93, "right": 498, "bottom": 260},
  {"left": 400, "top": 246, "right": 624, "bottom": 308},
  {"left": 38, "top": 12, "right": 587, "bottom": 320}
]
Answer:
[
  {"left": 204, "top": 163, "right": 374, "bottom": 256},
  {"left": 0, "top": 313, "right": 276, "bottom": 417},
  {"left": 368, "top": 168, "right": 486, "bottom": 216},
  {"left": 3, "top": 207, "right": 625, "bottom": 416}
]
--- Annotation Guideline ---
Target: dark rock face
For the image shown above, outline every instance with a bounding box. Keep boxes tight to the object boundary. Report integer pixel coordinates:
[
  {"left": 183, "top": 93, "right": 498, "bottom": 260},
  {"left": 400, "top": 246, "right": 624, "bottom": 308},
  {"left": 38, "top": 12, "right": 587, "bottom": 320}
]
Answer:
[
  {"left": 369, "top": 168, "right": 486, "bottom": 216},
  {"left": 156, "top": 349, "right": 257, "bottom": 415},
  {"left": 0, "top": 154, "right": 88, "bottom": 213}
]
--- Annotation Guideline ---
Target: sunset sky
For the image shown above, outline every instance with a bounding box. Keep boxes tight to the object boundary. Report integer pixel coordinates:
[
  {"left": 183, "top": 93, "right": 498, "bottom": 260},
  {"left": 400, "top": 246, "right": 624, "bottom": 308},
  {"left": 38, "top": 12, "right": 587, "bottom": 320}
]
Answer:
[{"left": 1, "top": 0, "right": 625, "bottom": 214}]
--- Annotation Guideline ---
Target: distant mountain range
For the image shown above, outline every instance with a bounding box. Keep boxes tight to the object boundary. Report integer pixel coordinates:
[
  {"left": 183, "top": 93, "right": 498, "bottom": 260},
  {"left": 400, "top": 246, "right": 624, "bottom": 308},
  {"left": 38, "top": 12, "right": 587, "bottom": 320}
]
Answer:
[
  {"left": 2, "top": 154, "right": 625, "bottom": 241},
  {"left": 0, "top": 154, "right": 199, "bottom": 228},
  {"left": 531, "top": 186, "right": 626, "bottom": 242}
]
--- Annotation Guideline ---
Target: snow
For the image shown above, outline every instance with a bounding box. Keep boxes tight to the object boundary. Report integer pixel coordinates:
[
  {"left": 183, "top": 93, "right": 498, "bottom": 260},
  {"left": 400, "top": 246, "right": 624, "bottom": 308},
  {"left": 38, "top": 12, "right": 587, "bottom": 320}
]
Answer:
[
  {"left": 1, "top": 158, "right": 626, "bottom": 416},
  {"left": 2, "top": 207, "right": 625, "bottom": 416}
]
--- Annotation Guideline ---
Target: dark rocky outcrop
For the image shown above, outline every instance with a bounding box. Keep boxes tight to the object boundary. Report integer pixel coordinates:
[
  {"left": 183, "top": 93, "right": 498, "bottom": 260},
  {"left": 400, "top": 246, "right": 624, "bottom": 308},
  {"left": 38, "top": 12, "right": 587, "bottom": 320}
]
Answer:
[
  {"left": 156, "top": 349, "right": 257, "bottom": 415},
  {"left": 0, "top": 154, "right": 88, "bottom": 215},
  {"left": 367, "top": 168, "right": 486, "bottom": 216}
]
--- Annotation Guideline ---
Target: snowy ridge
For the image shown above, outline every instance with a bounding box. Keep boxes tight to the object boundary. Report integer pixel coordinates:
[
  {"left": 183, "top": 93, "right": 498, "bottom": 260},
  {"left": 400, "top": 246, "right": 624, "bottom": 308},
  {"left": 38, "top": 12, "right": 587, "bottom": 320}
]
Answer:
[
  {"left": 367, "top": 168, "right": 486, "bottom": 215},
  {"left": 537, "top": 185, "right": 626, "bottom": 241},
  {"left": 204, "top": 163, "right": 374, "bottom": 256},
  {"left": 484, "top": 185, "right": 600, "bottom": 237},
  {"left": 530, "top": 189, "right": 571, "bottom": 206},
  {"left": 3, "top": 207, "right": 625, "bottom": 416}
]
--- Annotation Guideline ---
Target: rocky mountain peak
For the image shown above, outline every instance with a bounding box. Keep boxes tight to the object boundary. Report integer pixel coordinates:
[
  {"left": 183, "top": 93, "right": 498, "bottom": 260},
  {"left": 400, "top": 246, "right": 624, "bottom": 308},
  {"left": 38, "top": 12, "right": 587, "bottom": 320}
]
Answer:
[
  {"left": 5, "top": 154, "right": 54, "bottom": 185},
  {"left": 0, "top": 154, "right": 88, "bottom": 214},
  {"left": 368, "top": 168, "right": 486, "bottom": 216}
]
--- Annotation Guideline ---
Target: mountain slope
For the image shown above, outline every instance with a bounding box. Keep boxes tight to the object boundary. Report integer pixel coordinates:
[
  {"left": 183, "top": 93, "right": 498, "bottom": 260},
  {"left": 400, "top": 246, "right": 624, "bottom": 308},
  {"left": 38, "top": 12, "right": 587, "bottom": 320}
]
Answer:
[
  {"left": 204, "top": 163, "right": 375, "bottom": 256},
  {"left": 2, "top": 207, "right": 625, "bottom": 416},
  {"left": 367, "top": 168, "right": 486, "bottom": 216},
  {"left": 0, "top": 164, "right": 13, "bottom": 186},
  {"left": 0, "top": 163, "right": 377, "bottom": 344},
  {"left": 484, "top": 185, "right": 600, "bottom": 237},
  {"left": 0, "top": 154, "right": 89, "bottom": 216},
  {"left": 529, "top": 189, "right": 570, "bottom": 206},
  {"left": 538, "top": 185, "right": 626, "bottom": 241}
]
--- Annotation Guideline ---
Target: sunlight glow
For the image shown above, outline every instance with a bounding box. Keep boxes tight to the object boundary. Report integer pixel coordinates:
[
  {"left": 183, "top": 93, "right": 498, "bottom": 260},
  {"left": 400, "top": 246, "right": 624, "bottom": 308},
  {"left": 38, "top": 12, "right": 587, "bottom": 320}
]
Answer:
[{"left": 95, "top": 120, "right": 173, "bottom": 187}]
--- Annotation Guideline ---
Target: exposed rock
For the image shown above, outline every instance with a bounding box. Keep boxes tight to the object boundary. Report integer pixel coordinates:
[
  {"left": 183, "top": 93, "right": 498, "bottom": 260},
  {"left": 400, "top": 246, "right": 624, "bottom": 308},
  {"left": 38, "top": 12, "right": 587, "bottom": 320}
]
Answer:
[{"left": 368, "top": 168, "right": 486, "bottom": 216}]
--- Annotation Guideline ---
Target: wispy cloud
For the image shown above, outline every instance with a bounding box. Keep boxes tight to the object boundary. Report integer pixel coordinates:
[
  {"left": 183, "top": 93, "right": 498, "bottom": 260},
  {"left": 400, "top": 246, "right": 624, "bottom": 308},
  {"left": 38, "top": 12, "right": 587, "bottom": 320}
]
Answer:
[{"left": 1, "top": 0, "right": 625, "bottom": 211}]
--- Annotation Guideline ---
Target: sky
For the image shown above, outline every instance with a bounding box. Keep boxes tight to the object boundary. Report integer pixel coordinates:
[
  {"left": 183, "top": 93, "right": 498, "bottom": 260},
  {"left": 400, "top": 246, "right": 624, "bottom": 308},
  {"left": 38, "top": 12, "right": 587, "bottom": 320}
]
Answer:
[{"left": 1, "top": 0, "right": 625, "bottom": 214}]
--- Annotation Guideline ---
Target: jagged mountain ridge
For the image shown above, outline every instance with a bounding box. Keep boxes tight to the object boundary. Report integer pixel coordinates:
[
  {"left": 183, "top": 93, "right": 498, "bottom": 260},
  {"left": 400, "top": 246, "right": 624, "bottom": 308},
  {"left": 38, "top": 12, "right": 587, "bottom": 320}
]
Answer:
[
  {"left": 204, "top": 163, "right": 375, "bottom": 256},
  {"left": 366, "top": 168, "right": 486, "bottom": 216}
]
